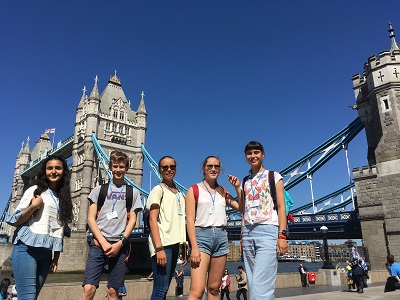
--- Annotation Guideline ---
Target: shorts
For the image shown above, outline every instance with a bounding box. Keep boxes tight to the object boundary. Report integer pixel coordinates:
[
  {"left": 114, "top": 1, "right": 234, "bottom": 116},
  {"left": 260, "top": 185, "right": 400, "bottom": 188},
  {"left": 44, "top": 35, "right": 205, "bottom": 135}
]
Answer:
[
  {"left": 195, "top": 226, "right": 228, "bottom": 257},
  {"left": 82, "top": 239, "right": 129, "bottom": 288}
]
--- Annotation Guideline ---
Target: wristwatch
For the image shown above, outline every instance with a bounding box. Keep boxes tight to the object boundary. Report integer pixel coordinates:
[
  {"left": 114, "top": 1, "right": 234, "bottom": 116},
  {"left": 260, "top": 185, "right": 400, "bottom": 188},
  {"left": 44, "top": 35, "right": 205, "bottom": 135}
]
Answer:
[{"left": 278, "top": 230, "right": 288, "bottom": 237}]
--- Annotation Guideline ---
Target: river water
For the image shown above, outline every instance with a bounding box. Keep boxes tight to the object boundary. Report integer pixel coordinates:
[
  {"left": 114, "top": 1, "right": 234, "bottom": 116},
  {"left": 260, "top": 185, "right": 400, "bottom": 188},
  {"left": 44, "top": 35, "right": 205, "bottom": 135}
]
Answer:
[{"left": 178, "top": 261, "right": 334, "bottom": 276}]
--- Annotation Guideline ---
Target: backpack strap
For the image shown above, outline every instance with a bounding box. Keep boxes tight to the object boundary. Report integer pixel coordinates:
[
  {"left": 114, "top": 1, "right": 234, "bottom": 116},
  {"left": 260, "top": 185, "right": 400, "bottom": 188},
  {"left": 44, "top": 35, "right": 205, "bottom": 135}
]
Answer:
[
  {"left": 268, "top": 170, "right": 278, "bottom": 212},
  {"left": 126, "top": 185, "right": 133, "bottom": 211},
  {"left": 97, "top": 183, "right": 109, "bottom": 210},
  {"left": 191, "top": 184, "right": 199, "bottom": 203}
]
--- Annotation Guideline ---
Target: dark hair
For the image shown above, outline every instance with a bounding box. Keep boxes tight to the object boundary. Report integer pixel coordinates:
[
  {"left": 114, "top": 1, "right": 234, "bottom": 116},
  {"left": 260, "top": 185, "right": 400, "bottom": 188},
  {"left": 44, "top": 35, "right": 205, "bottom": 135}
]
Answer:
[
  {"left": 34, "top": 155, "right": 73, "bottom": 224},
  {"left": 224, "top": 269, "right": 229, "bottom": 274},
  {"left": 0, "top": 278, "right": 10, "bottom": 295},
  {"left": 109, "top": 151, "right": 129, "bottom": 168},
  {"left": 244, "top": 141, "right": 264, "bottom": 154},
  {"left": 201, "top": 155, "right": 222, "bottom": 178},
  {"left": 387, "top": 254, "right": 395, "bottom": 264},
  {"left": 238, "top": 266, "right": 244, "bottom": 270},
  {"left": 158, "top": 156, "right": 176, "bottom": 171}
]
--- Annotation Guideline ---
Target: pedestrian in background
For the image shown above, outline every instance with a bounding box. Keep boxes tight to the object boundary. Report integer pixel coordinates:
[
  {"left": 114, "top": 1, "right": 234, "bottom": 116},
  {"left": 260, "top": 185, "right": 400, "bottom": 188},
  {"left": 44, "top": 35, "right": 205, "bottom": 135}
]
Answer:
[
  {"left": 298, "top": 263, "right": 309, "bottom": 287},
  {"left": 235, "top": 266, "right": 247, "bottom": 300},
  {"left": 6, "top": 155, "right": 73, "bottom": 300},
  {"left": 220, "top": 269, "right": 231, "bottom": 300}
]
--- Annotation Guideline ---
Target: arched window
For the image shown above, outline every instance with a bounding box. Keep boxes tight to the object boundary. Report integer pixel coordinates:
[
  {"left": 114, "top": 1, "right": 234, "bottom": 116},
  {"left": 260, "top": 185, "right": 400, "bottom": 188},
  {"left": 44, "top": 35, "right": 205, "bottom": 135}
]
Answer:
[
  {"left": 113, "top": 110, "right": 118, "bottom": 119},
  {"left": 120, "top": 111, "right": 124, "bottom": 121}
]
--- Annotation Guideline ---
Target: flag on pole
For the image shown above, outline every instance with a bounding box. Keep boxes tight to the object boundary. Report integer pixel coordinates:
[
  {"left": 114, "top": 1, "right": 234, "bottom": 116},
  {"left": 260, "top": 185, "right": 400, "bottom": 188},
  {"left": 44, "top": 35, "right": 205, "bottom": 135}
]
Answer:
[{"left": 45, "top": 128, "right": 56, "bottom": 134}]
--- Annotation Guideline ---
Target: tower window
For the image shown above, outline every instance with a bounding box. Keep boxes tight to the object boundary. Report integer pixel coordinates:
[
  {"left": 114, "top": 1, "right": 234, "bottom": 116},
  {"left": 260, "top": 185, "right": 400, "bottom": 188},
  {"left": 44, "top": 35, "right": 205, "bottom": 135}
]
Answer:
[{"left": 380, "top": 95, "right": 391, "bottom": 112}]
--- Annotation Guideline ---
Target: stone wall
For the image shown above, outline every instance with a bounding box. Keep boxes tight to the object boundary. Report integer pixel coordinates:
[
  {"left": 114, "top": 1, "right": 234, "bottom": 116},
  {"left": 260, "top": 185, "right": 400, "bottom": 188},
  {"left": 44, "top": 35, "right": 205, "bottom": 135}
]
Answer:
[{"left": 37, "top": 270, "right": 389, "bottom": 300}]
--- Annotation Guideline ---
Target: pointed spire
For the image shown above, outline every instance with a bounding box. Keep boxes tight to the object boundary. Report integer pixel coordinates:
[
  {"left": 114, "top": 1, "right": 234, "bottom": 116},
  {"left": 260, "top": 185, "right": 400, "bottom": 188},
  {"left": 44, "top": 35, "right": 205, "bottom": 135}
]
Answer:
[
  {"left": 23, "top": 136, "right": 30, "bottom": 153},
  {"left": 137, "top": 91, "right": 147, "bottom": 114},
  {"left": 78, "top": 86, "right": 88, "bottom": 108},
  {"left": 81, "top": 86, "right": 87, "bottom": 101},
  {"left": 389, "top": 22, "right": 399, "bottom": 51},
  {"left": 89, "top": 75, "right": 100, "bottom": 99}
]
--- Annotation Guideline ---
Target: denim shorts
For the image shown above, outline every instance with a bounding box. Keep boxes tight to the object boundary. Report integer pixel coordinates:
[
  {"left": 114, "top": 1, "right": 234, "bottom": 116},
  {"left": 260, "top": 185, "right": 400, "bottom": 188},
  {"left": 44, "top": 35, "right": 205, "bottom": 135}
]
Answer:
[
  {"left": 196, "top": 226, "right": 228, "bottom": 257},
  {"left": 82, "top": 239, "right": 129, "bottom": 288}
]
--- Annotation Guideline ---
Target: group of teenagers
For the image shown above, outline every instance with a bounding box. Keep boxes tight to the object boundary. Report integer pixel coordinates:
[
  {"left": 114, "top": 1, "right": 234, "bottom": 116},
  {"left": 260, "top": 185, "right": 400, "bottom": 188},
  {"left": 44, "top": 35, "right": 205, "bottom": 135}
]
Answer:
[{"left": 6, "top": 140, "right": 289, "bottom": 300}]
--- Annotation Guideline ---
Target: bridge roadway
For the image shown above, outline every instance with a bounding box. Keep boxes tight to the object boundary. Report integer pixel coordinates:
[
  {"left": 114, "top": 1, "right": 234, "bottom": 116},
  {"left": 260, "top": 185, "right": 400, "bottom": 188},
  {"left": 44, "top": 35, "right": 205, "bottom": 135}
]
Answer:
[{"left": 127, "top": 211, "right": 361, "bottom": 241}]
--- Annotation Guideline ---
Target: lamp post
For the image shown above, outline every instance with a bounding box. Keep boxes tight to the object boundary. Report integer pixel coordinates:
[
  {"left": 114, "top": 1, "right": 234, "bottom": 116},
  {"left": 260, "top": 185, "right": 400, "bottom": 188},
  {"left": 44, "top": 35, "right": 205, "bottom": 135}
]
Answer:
[{"left": 320, "top": 225, "right": 334, "bottom": 269}]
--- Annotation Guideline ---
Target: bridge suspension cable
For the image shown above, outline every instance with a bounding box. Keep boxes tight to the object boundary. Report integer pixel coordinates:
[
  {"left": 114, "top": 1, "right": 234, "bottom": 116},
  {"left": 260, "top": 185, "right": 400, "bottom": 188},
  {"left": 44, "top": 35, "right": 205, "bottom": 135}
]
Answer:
[{"left": 280, "top": 117, "right": 364, "bottom": 190}]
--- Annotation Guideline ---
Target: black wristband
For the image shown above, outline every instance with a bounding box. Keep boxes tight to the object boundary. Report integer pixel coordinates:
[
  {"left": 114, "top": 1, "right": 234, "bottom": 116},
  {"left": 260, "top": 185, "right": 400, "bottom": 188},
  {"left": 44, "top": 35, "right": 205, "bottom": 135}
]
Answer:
[{"left": 155, "top": 246, "right": 164, "bottom": 252}]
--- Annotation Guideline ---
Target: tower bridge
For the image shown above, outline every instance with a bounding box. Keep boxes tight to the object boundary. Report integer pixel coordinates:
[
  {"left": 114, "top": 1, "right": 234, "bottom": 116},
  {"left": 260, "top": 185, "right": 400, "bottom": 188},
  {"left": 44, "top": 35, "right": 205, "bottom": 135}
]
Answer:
[{"left": 3, "top": 25, "right": 400, "bottom": 271}]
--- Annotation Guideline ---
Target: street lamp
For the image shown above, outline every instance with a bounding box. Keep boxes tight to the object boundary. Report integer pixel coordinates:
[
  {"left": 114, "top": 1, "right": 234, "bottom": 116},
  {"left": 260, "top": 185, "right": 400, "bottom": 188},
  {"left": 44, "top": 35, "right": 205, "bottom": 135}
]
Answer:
[{"left": 320, "top": 225, "right": 334, "bottom": 269}]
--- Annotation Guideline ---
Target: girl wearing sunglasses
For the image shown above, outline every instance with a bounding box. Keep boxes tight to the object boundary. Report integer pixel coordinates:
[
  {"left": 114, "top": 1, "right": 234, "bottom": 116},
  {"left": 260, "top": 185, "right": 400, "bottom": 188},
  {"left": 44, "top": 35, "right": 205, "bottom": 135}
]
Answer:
[
  {"left": 240, "top": 141, "right": 288, "bottom": 299},
  {"left": 186, "top": 156, "right": 242, "bottom": 300},
  {"left": 147, "top": 156, "right": 187, "bottom": 300}
]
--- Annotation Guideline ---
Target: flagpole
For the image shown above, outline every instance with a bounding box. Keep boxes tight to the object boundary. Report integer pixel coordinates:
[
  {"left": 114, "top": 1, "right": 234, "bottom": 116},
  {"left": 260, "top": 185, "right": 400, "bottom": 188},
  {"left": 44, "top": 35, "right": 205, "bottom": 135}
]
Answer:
[{"left": 52, "top": 129, "right": 56, "bottom": 148}]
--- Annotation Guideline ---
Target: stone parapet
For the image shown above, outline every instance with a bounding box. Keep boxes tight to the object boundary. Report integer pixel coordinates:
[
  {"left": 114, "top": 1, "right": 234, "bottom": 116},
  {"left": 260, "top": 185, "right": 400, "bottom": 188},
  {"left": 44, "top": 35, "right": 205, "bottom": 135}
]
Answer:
[{"left": 37, "top": 270, "right": 390, "bottom": 300}]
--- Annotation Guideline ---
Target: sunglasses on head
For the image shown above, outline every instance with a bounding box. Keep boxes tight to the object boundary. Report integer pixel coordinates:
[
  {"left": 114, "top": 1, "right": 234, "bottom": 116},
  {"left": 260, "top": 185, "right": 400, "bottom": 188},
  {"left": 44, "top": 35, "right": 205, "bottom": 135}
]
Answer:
[
  {"left": 161, "top": 165, "right": 176, "bottom": 171},
  {"left": 206, "top": 164, "right": 220, "bottom": 170}
]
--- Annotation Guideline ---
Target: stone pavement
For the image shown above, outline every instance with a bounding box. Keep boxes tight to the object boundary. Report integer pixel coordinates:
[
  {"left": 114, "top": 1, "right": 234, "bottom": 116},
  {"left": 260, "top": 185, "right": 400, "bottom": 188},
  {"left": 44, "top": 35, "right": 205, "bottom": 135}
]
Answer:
[{"left": 166, "top": 284, "right": 400, "bottom": 299}]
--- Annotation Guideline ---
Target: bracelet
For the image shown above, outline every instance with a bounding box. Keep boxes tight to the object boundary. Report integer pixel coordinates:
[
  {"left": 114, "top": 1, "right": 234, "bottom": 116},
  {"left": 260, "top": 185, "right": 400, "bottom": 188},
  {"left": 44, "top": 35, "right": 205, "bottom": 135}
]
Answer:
[
  {"left": 278, "top": 234, "right": 287, "bottom": 240},
  {"left": 155, "top": 246, "right": 164, "bottom": 252},
  {"left": 119, "top": 233, "right": 128, "bottom": 245}
]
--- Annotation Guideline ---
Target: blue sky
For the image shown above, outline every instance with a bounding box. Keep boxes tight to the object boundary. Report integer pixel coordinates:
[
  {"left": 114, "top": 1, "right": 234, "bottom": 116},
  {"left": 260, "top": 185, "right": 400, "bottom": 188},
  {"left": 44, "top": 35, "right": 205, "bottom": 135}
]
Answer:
[{"left": 1, "top": 1, "right": 398, "bottom": 219}]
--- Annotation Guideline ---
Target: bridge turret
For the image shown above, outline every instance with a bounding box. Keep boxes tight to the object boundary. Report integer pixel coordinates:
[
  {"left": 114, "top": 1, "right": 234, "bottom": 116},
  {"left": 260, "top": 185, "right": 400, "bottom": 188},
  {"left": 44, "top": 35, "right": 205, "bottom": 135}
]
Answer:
[
  {"left": 10, "top": 138, "right": 31, "bottom": 218},
  {"left": 352, "top": 23, "right": 400, "bottom": 270}
]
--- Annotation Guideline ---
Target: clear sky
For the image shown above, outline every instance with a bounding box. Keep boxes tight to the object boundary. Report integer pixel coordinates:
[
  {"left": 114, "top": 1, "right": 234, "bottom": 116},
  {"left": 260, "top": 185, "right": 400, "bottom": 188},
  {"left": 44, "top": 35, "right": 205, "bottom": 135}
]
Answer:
[{"left": 1, "top": 1, "right": 399, "bottom": 220}]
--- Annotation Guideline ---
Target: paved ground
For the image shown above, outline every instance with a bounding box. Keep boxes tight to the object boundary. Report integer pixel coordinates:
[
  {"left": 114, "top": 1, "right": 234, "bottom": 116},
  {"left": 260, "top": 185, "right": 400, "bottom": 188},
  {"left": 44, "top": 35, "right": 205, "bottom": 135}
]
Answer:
[{"left": 167, "top": 283, "right": 400, "bottom": 299}]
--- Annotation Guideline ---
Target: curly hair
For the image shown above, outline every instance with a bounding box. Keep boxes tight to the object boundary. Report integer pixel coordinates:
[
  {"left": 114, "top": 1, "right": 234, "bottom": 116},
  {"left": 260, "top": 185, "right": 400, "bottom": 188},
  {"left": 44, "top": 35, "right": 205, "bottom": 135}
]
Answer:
[
  {"left": 34, "top": 155, "right": 73, "bottom": 225},
  {"left": 0, "top": 278, "right": 10, "bottom": 295}
]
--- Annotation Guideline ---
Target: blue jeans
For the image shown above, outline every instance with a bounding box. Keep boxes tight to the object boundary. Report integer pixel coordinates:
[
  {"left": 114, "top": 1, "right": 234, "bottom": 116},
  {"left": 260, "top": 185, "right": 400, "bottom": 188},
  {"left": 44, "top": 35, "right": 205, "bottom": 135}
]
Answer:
[
  {"left": 242, "top": 224, "right": 278, "bottom": 300},
  {"left": 150, "top": 243, "right": 179, "bottom": 300},
  {"left": 11, "top": 241, "right": 52, "bottom": 300}
]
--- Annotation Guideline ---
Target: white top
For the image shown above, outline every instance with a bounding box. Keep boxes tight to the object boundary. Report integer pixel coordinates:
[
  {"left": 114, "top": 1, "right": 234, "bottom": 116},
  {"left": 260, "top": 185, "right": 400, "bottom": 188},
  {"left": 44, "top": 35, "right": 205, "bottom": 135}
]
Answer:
[
  {"left": 6, "top": 185, "right": 64, "bottom": 251},
  {"left": 243, "top": 170, "right": 283, "bottom": 226},
  {"left": 194, "top": 183, "right": 227, "bottom": 227},
  {"left": 147, "top": 185, "right": 186, "bottom": 257},
  {"left": 11, "top": 284, "right": 17, "bottom": 300}
]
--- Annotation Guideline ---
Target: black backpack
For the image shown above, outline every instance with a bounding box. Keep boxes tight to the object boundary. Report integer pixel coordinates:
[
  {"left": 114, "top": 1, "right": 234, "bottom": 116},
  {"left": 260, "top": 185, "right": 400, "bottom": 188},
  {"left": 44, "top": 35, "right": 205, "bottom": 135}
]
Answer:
[{"left": 97, "top": 183, "right": 134, "bottom": 223}]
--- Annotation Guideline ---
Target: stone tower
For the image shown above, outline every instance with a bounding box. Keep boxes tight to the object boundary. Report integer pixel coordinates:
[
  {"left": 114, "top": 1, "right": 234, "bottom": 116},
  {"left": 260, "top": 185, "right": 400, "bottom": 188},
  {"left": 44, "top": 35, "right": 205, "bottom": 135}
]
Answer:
[
  {"left": 62, "top": 72, "right": 147, "bottom": 271},
  {"left": 352, "top": 23, "right": 400, "bottom": 269}
]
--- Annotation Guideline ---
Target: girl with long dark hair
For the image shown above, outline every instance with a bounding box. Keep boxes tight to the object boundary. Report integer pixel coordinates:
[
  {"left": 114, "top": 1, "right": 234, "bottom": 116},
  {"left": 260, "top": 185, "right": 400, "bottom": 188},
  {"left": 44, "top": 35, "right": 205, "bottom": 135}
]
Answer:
[{"left": 7, "top": 155, "right": 73, "bottom": 300}]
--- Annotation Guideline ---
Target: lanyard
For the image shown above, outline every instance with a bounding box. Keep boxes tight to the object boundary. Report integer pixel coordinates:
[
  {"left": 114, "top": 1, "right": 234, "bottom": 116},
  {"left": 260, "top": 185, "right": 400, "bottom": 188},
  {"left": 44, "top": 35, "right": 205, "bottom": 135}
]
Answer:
[
  {"left": 248, "top": 170, "right": 266, "bottom": 199},
  {"left": 203, "top": 181, "right": 216, "bottom": 207},
  {"left": 162, "top": 183, "right": 181, "bottom": 208},
  {"left": 48, "top": 189, "right": 59, "bottom": 214},
  {"left": 109, "top": 183, "right": 125, "bottom": 211}
]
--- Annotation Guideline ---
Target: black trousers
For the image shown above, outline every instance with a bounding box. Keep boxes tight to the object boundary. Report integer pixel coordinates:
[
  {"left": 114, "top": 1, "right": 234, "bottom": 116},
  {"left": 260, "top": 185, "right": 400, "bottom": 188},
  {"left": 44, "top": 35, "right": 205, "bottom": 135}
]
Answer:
[
  {"left": 220, "top": 288, "right": 231, "bottom": 300},
  {"left": 236, "top": 288, "right": 247, "bottom": 300},
  {"left": 300, "top": 273, "right": 308, "bottom": 287}
]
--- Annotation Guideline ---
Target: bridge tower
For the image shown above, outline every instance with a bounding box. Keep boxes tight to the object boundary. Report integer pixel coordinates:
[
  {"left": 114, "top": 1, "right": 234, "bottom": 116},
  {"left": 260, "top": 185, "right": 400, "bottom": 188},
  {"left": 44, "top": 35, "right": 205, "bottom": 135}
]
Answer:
[
  {"left": 61, "top": 72, "right": 147, "bottom": 271},
  {"left": 352, "top": 23, "right": 400, "bottom": 269}
]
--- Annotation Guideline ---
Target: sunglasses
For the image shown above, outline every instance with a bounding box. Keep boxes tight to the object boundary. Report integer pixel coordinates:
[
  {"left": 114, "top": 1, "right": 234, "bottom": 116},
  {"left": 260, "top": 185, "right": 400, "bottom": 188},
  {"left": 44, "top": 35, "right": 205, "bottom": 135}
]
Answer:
[
  {"left": 206, "top": 164, "right": 220, "bottom": 170},
  {"left": 161, "top": 165, "right": 176, "bottom": 171}
]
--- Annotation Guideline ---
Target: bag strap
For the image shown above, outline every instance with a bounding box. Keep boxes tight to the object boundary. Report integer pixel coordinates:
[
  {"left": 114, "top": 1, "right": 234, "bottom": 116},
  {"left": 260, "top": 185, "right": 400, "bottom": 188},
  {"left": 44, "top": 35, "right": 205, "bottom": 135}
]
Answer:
[
  {"left": 126, "top": 185, "right": 133, "bottom": 211},
  {"left": 268, "top": 170, "right": 278, "bottom": 212},
  {"left": 191, "top": 184, "right": 199, "bottom": 203},
  {"left": 97, "top": 183, "right": 109, "bottom": 210}
]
